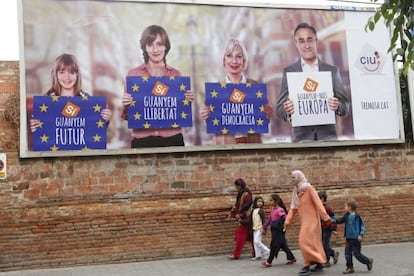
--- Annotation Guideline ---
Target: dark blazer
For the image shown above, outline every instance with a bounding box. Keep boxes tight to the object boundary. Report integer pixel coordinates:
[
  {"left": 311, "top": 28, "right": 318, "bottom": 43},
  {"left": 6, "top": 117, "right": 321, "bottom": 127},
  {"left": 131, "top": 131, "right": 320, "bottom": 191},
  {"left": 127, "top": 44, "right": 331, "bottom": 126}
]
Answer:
[{"left": 276, "top": 59, "right": 350, "bottom": 142}]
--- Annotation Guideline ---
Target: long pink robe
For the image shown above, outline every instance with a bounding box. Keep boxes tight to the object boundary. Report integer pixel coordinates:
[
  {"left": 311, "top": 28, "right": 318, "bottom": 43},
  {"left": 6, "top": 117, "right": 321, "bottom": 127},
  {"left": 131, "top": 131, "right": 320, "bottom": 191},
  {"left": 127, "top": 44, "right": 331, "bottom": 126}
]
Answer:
[{"left": 285, "top": 185, "right": 330, "bottom": 267}]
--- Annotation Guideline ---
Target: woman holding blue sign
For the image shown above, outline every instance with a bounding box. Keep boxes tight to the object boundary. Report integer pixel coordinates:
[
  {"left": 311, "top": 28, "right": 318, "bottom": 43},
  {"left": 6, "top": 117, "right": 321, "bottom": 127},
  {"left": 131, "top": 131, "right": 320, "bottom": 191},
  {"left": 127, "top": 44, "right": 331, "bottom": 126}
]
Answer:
[
  {"left": 201, "top": 39, "right": 272, "bottom": 144},
  {"left": 30, "top": 53, "right": 112, "bottom": 133},
  {"left": 121, "top": 25, "right": 194, "bottom": 148}
]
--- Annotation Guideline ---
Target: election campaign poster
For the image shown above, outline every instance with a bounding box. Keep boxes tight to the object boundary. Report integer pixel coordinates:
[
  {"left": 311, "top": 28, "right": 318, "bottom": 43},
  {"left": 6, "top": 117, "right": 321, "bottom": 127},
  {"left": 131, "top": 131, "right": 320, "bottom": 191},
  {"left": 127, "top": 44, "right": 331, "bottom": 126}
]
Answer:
[
  {"left": 32, "top": 96, "right": 107, "bottom": 151},
  {"left": 287, "top": 72, "right": 335, "bottom": 127},
  {"left": 18, "top": 0, "right": 403, "bottom": 157},
  {"left": 205, "top": 82, "right": 269, "bottom": 134},
  {"left": 126, "top": 76, "right": 193, "bottom": 129}
]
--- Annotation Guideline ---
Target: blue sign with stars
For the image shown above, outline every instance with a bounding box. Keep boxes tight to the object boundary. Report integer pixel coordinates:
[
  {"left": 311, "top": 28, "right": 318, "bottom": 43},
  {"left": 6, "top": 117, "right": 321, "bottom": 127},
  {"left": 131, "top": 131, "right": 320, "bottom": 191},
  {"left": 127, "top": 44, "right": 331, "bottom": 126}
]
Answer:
[
  {"left": 205, "top": 82, "right": 269, "bottom": 134},
  {"left": 126, "top": 76, "right": 193, "bottom": 129},
  {"left": 32, "top": 95, "right": 107, "bottom": 151}
]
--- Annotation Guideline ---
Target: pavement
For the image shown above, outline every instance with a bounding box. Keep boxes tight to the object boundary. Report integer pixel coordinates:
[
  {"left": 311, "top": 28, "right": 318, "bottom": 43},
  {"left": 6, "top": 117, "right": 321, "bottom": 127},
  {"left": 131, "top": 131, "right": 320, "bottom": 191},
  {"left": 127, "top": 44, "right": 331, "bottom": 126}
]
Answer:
[{"left": 0, "top": 242, "right": 412, "bottom": 276}]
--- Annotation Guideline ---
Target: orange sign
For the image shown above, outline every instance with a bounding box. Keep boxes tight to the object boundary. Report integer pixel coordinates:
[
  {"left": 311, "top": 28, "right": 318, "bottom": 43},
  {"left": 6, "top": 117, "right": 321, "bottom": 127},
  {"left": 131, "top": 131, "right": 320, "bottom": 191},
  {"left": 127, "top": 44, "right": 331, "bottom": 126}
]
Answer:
[
  {"left": 229, "top": 88, "right": 246, "bottom": 103},
  {"left": 152, "top": 81, "right": 169, "bottom": 96},
  {"left": 61, "top": 101, "right": 81, "bottom": 117},
  {"left": 303, "top": 77, "right": 319, "bottom": 92}
]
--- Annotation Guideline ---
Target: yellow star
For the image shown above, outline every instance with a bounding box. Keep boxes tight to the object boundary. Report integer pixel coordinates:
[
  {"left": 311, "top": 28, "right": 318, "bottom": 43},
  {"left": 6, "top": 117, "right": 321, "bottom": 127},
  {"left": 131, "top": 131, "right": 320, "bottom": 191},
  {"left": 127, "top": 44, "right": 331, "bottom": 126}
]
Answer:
[
  {"left": 246, "top": 82, "right": 252, "bottom": 87},
  {"left": 171, "top": 122, "right": 180, "bottom": 128},
  {"left": 93, "top": 134, "right": 101, "bottom": 142},
  {"left": 170, "top": 76, "right": 176, "bottom": 80},
  {"left": 180, "top": 83, "right": 186, "bottom": 91},
  {"left": 181, "top": 111, "right": 188, "bottom": 119},
  {"left": 220, "top": 82, "right": 227, "bottom": 88},
  {"left": 93, "top": 104, "right": 102, "bottom": 112},
  {"left": 50, "top": 145, "right": 59, "bottom": 151},
  {"left": 134, "top": 112, "right": 141, "bottom": 120},
  {"left": 260, "top": 105, "right": 265, "bottom": 112},
  {"left": 81, "top": 94, "right": 89, "bottom": 100},
  {"left": 182, "top": 98, "right": 190, "bottom": 105},
  {"left": 82, "top": 146, "right": 89, "bottom": 151},
  {"left": 51, "top": 95, "right": 60, "bottom": 102},
  {"left": 40, "top": 134, "right": 49, "bottom": 143},
  {"left": 212, "top": 118, "right": 220, "bottom": 126},
  {"left": 130, "top": 100, "right": 136, "bottom": 107},
  {"left": 257, "top": 118, "right": 264, "bottom": 126},
  {"left": 210, "top": 90, "right": 218, "bottom": 98},
  {"left": 96, "top": 120, "right": 105, "bottom": 128},
  {"left": 39, "top": 104, "right": 48, "bottom": 112},
  {"left": 248, "top": 129, "right": 255, "bottom": 134},
  {"left": 256, "top": 90, "right": 263, "bottom": 98},
  {"left": 132, "top": 84, "right": 139, "bottom": 92},
  {"left": 221, "top": 128, "right": 229, "bottom": 134},
  {"left": 143, "top": 122, "right": 151, "bottom": 129},
  {"left": 209, "top": 105, "right": 215, "bottom": 112},
  {"left": 142, "top": 76, "right": 149, "bottom": 82},
  {"left": 38, "top": 121, "right": 44, "bottom": 129}
]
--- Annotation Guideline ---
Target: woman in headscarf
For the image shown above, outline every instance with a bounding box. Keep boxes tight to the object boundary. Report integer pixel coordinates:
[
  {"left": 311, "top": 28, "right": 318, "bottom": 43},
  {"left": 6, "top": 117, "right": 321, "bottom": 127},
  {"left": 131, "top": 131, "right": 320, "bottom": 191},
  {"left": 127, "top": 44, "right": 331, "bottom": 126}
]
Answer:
[
  {"left": 227, "top": 178, "right": 253, "bottom": 259},
  {"left": 284, "top": 170, "right": 332, "bottom": 276}
]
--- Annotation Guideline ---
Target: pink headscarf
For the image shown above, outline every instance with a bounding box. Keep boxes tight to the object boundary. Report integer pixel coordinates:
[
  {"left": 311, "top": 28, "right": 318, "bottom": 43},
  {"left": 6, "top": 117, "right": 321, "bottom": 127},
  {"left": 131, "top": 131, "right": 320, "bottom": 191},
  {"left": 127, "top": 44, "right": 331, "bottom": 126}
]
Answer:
[{"left": 290, "top": 170, "right": 311, "bottom": 209}]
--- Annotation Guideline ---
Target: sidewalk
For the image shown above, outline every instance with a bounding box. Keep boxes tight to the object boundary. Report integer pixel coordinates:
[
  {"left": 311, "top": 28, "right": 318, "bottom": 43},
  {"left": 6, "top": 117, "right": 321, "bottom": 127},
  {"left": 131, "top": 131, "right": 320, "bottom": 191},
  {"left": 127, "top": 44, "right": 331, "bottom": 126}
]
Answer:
[{"left": 0, "top": 242, "right": 412, "bottom": 276}]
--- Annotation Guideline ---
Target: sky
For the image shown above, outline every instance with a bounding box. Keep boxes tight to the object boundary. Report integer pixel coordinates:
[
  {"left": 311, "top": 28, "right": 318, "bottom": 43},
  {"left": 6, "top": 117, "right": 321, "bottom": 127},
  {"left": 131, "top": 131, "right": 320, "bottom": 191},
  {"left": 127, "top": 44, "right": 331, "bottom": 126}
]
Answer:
[
  {"left": 0, "top": 0, "right": 380, "bottom": 61},
  {"left": 0, "top": 0, "right": 18, "bottom": 60}
]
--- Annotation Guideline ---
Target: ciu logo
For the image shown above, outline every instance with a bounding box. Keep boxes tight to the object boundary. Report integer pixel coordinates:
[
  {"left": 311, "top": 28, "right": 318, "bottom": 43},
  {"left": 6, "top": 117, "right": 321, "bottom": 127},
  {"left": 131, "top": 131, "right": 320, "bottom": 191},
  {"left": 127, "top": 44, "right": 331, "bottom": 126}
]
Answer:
[
  {"left": 61, "top": 101, "right": 80, "bottom": 117},
  {"left": 230, "top": 88, "right": 246, "bottom": 103},
  {"left": 152, "top": 81, "right": 169, "bottom": 96},
  {"left": 360, "top": 51, "right": 381, "bottom": 72}
]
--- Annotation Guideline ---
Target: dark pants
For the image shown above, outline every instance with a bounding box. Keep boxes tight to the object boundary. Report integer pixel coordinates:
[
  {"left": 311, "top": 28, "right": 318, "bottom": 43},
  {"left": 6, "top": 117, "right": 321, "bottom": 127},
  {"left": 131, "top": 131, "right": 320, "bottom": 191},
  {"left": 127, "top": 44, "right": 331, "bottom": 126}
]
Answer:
[
  {"left": 322, "top": 229, "right": 335, "bottom": 262},
  {"left": 131, "top": 134, "right": 184, "bottom": 148},
  {"left": 267, "top": 228, "right": 295, "bottom": 263},
  {"left": 344, "top": 238, "right": 370, "bottom": 268}
]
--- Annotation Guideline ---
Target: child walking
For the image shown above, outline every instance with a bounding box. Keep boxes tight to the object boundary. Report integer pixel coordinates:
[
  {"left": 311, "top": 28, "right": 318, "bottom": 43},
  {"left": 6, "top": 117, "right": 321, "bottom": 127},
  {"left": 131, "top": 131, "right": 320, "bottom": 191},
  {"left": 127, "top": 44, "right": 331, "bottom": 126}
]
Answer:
[
  {"left": 318, "top": 191, "right": 339, "bottom": 267},
  {"left": 250, "top": 196, "right": 270, "bottom": 260},
  {"left": 261, "top": 193, "right": 296, "bottom": 267},
  {"left": 336, "top": 199, "right": 374, "bottom": 274}
]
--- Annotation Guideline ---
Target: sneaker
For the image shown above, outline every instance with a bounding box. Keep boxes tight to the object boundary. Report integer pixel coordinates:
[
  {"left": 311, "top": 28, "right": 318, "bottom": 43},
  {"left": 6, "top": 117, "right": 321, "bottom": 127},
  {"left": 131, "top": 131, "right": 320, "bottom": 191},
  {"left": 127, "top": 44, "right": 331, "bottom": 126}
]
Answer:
[
  {"left": 261, "top": 261, "right": 272, "bottom": 267},
  {"left": 367, "top": 258, "right": 374, "bottom": 271},
  {"left": 251, "top": 256, "right": 261, "bottom": 261},
  {"left": 227, "top": 255, "right": 239, "bottom": 260},
  {"left": 285, "top": 258, "right": 297, "bottom": 265},
  {"left": 343, "top": 267, "right": 355, "bottom": 274},
  {"left": 322, "top": 262, "right": 331, "bottom": 267},
  {"left": 299, "top": 267, "right": 311, "bottom": 276},
  {"left": 333, "top": 251, "right": 340, "bottom": 264},
  {"left": 310, "top": 263, "right": 324, "bottom": 272}
]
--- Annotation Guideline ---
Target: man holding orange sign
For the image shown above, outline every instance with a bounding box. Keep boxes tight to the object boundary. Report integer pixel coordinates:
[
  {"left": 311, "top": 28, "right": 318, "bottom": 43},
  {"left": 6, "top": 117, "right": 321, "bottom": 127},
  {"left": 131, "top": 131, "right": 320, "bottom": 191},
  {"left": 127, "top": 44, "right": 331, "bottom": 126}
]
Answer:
[{"left": 276, "top": 22, "right": 350, "bottom": 143}]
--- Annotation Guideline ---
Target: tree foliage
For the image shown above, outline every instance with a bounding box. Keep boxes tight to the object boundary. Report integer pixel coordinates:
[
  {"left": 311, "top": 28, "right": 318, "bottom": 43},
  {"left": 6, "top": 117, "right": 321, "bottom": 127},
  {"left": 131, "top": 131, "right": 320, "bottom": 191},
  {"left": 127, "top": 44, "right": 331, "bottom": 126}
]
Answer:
[{"left": 366, "top": 0, "right": 414, "bottom": 76}]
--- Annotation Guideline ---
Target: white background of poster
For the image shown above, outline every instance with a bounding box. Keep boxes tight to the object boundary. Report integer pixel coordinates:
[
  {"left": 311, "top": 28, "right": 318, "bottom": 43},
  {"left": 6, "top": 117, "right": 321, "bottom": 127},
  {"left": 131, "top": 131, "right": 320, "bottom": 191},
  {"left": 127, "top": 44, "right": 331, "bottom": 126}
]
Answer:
[{"left": 345, "top": 11, "right": 401, "bottom": 140}]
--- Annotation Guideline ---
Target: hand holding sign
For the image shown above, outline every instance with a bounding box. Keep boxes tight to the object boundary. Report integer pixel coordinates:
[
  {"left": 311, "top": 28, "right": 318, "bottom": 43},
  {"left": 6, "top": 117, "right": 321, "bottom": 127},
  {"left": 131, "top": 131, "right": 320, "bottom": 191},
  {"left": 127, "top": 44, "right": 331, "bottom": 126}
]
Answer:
[
  {"left": 205, "top": 82, "right": 269, "bottom": 134},
  {"left": 126, "top": 76, "right": 193, "bottom": 129},
  {"left": 32, "top": 96, "right": 107, "bottom": 151},
  {"left": 287, "top": 72, "right": 335, "bottom": 127}
]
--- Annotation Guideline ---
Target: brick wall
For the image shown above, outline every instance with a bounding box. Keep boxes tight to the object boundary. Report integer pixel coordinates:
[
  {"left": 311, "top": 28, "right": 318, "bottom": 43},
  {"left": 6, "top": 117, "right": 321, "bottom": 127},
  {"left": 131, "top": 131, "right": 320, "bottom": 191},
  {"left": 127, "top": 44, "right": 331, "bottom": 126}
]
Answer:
[{"left": 0, "top": 61, "right": 413, "bottom": 271}]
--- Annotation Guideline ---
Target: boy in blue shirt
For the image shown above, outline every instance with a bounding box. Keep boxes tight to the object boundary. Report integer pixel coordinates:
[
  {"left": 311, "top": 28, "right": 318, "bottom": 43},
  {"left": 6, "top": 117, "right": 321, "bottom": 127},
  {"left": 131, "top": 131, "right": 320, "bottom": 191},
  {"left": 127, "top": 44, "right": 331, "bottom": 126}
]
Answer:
[{"left": 336, "top": 200, "right": 373, "bottom": 274}]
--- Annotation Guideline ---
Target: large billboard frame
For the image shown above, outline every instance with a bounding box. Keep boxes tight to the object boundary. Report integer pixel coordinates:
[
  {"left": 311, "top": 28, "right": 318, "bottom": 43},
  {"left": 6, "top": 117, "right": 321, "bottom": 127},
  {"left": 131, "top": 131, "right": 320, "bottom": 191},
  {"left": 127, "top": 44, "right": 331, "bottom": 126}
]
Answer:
[{"left": 18, "top": 0, "right": 405, "bottom": 158}]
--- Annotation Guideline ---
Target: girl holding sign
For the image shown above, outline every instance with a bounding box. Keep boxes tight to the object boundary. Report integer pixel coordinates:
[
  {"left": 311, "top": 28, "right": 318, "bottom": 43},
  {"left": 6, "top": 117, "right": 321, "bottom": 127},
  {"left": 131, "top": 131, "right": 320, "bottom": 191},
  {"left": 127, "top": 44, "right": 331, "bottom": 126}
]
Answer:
[{"left": 30, "top": 53, "right": 112, "bottom": 132}]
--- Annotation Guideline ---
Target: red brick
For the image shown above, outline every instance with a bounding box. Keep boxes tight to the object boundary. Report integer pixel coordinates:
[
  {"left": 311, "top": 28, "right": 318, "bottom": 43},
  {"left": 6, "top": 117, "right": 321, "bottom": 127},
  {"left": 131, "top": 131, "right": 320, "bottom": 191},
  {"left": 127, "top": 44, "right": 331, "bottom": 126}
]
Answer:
[{"left": 0, "top": 61, "right": 413, "bottom": 272}]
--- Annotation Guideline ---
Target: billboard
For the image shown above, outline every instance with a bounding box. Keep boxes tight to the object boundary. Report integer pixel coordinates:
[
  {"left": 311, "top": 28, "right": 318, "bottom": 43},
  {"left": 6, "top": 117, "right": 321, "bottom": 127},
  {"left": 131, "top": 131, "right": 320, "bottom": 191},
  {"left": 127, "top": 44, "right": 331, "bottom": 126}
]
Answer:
[{"left": 18, "top": 0, "right": 404, "bottom": 157}]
